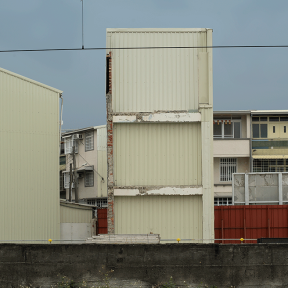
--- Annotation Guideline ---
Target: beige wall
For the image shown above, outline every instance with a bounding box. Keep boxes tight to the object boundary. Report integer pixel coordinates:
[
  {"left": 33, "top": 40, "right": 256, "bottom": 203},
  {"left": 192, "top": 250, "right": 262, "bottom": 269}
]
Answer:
[
  {"left": 0, "top": 67, "right": 61, "bottom": 241},
  {"left": 214, "top": 157, "right": 250, "bottom": 184},
  {"left": 114, "top": 123, "right": 202, "bottom": 186},
  {"left": 108, "top": 28, "right": 214, "bottom": 242},
  {"left": 115, "top": 195, "right": 203, "bottom": 241},
  {"left": 213, "top": 139, "right": 250, "bottom": 157},
  {"left": 107, "top": 28, "right": 210, "bottom": 113},
  {"left": 66, "top": 127, "right": 107, "bottom": 200}
]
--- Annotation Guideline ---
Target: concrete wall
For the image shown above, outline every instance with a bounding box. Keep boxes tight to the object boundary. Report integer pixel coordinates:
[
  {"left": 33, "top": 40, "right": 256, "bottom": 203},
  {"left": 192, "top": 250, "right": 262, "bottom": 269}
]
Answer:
[{"left": 1, "top": 243, "right": 288, "bottom": 287}]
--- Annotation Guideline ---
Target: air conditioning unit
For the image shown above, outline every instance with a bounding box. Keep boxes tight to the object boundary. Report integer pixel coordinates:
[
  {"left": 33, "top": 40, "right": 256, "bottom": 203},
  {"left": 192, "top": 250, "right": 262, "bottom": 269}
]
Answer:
[{"left": 73, "top": 134, "right": 83, "bottom": 140}]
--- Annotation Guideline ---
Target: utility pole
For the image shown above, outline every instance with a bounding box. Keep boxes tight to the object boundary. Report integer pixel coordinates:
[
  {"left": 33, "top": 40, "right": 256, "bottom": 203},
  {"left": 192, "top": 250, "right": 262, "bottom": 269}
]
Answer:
[
  {"left": 73, "top": 145, "right": 79, "bottom": 203},
  {"left": 69, "top": 163, "right": 72, "bottom": 202}
]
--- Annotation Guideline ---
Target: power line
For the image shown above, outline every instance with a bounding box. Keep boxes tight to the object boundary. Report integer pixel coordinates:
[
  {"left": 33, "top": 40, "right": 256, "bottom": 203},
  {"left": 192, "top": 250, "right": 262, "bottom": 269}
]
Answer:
[{"left": 1, "top": 45, "right": 288, "bottom": 53}]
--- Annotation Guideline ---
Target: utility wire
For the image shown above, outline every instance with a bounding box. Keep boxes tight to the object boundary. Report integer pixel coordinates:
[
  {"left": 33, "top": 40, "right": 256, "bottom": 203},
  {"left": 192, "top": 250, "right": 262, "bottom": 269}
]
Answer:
[
  {"left": 77, "top": 152, "right": 105, "bottom": 182},
  {"left": 1, "top": 45, "right": 288, "bottom": 53}
]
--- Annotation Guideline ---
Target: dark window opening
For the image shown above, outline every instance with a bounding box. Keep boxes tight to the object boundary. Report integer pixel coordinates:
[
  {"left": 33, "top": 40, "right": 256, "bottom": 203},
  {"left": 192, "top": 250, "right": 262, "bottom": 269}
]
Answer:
[
  {"left": 285, "top": 126, "right": 287, "bottom": 133},
  {"left": 273, "top": 126, "right": 275, "bottom": 133},
  {"left": 252, "top": 124, "right": 259, "bottom": 138},
  {"left": 106, "top": 57, "right": 110, "bottom": 94},
  {"left": 270, "top": 117, "right": 279, "bottom": 122}
]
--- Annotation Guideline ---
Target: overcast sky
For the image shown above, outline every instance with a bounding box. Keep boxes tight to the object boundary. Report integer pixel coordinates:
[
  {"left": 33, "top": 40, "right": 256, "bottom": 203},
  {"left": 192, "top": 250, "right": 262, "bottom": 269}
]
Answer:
[{"left": 1, "top": 1, "right": 288, "bottom": 129}]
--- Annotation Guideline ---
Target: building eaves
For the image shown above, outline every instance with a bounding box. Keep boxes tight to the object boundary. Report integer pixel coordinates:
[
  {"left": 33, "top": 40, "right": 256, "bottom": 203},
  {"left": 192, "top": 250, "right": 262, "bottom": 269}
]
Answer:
[
  {"left": 251, "top": 110, "right": 288, "bottom": 115},
  {"left": 62, "top": 125, "right": 106, "bottom": 137},
  {"left": 213, "top": 110, "right": 251, "bottom": 115},
  {"left": 60, "top": 199, "right": 95, "bottom": 209},
  {"left": 0, "top": 67, "right": 63, "bottom": 94},
  {"left": 107, "top": 28, "right": 211, "bottom": 33}
]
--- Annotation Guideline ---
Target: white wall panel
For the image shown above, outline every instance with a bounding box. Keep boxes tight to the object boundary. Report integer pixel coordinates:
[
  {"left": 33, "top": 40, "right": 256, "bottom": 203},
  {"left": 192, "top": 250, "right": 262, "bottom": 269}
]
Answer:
[
  {"left": 60, "top": 204, "right": 93, "bottom": 223},
  {"left": 107, "top": 29, "right": 212, "bottom": 112},
  {"left": 114, "top": 123, "right": 202, "bottom": 186},
  {"left": 115, "top": 195, "right": 203, "bottom": 241},
  {"left": 0, "top": 68, "right": 61, "bottom": 241}
]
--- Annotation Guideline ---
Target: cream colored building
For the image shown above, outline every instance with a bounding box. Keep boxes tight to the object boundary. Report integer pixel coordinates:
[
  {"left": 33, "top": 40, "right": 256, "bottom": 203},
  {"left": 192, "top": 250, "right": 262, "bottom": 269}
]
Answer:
[
  {"left": 213, "top": 110, "right": 288, "bottom": 206},
  {"left": 0, "top": 67, "right": 62, "bottom": 242},
  {"left": 106, "top": 28, "right": 214, "bottom": 242},
  {"left": 62, "top": 125, "right": 107, "bottom": 206}
]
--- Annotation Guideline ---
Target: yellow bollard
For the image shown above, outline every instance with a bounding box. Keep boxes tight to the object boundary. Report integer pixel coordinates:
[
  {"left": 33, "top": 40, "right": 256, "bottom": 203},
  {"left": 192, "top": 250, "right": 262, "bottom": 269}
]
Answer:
[
  {"left": 48, "top": 239, "right": 52, "bottom": 244},
  {"left": 177, "top": 238, "right": 181, "bottom": 243},
  {"left": 240, "top": 238, "right": 244, "bottom": 244}
]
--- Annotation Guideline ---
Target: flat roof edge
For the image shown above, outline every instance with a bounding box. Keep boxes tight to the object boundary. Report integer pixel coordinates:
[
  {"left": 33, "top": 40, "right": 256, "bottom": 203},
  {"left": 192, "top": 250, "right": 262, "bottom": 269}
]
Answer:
[{"left": 106, "top": 28, "right": 211, "bottom": 33}]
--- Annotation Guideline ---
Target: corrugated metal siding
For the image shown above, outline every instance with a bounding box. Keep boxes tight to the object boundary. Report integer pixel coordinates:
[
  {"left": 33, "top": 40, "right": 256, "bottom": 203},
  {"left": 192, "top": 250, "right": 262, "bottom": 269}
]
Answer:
[
  {"left": 60, "top": 204, "right": 93, "bottom": 223},
  {"left": 215, "top": 205, "right": 288, "bottom": 244},
  {"left": 97, "top": 127, "right": 107, "bottom": 197},
  {"left": 108, "top": 29, "right": 211, "bottom": 112},
  {"left": 0, "top": 69, "right": 61, "bottom": 241},
  {"left": 115, "top": 195, "right": 203, "bottom": 240},
  {"left": 97, "top": 126, "right": 107, "bottom": 151},
  {"left": 114, "top": 123, "right": 202, "bottom": 186}
]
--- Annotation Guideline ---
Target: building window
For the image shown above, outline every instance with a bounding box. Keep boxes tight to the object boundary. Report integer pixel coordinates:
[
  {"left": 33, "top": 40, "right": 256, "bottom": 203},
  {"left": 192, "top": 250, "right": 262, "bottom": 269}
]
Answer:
[
  {"left": 85, "top": 171, "right": 94, "bottom": 187},
  {"left": 214, "top": 197, "right": 232, "bottom": 206},
  {"left": 220, "top": 158, "right": 237, "bottom": 182},
  {"left": 64, "top": 135, "right": 79, "bottom": 154},
  {"left": 85, "top": 131, "right": 94, "bottom": 151},
  {"left": 87, "top": 198, "right": 108, "bottom": 207},
  {"left": 64, "top": 172, "right": 74, "bottom": 189},
  {"left": 253, "top": 159, "right": 288, "bottom": 172},
  {"left": 213, "top": 120, "right": 241, "bottom": 138},
  {"left": 252, "top": 123, "right": 267, "bottom": 138}
]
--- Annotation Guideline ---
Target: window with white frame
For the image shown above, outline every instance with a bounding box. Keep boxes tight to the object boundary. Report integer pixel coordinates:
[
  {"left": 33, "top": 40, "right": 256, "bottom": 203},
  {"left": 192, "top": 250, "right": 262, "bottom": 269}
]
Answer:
[
  {"left": 64, "top": 172, "right": 74, "bottom": 189},
  {"left": 220, "top": 158, "right": 237, "bottom": 182},
  {"left": 85, "top": 171, "right": 94, "bottom": 187},
  {"left": 85, "top": 131, "right": 94, "bottom": 151},
  {"left": 64, "top": 135, "right": 79, "bottom": 154},
  {"left": 213, "top": 119, "right": 241, "bottom": 139},
  {"left": 87, "top": 198, "right": 107, "bottom": 207},
  {"left": 214, "top": 197, "right": 232, "bottom": 206}
]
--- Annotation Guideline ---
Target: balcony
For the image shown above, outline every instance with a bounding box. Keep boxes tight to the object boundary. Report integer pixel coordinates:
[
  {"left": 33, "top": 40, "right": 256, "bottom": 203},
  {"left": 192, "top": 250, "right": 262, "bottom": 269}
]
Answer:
[{"left": 213, "top": 139, "right": 250, "bottom": 157}]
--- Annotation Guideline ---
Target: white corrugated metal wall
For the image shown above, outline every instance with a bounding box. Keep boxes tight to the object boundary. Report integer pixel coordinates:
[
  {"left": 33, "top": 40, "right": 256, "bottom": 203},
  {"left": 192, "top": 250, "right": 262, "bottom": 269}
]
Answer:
[
  {"left": 115, "top": 196, "right": 203, "bottom": 241},
  {"left": 108, "top": 29, "right": 207, "bottom": 112},
  {"left": 0, "top": 68, "right": 61, "bottom": 241},
  {"left": 107, "top": 29, "right": 214, "bottom": 241},
  {"left": 97, "top": 126, "right": 107, "bottom": 197},
  {"left": 114, "top": 123, "right": 202, "bottom": 186}
]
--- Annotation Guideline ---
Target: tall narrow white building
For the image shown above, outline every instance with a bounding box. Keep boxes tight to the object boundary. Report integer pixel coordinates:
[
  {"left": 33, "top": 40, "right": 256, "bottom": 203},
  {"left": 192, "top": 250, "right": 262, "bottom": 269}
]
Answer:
[
  {"left": 106, "top": 29, "right": 214, "bottom": 242},
  {"left": 0, "top": 67, "right": 62, "bottom": 241}
]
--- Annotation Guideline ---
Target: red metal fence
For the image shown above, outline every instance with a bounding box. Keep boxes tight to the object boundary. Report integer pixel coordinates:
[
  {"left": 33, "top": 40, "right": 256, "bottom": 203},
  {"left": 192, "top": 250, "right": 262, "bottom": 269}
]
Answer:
[
  {"left": 215, "top": 205, "right": 288, "bottom": 244},
  {"left": 97, "top": 208, "right": 108, "bottom": 234}
]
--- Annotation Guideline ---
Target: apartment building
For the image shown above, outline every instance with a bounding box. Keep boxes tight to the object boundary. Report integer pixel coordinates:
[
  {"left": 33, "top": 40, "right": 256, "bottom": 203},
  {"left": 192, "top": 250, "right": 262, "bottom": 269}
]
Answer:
[
  {"left": 62, "top": 125, "right": 107, "bottom": 207},
  {"left": 213, "top": 110, "right": 288, "bottom": 206},
  {"left": 106, "top": 28, "right": 214, "bottom": 242}
]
